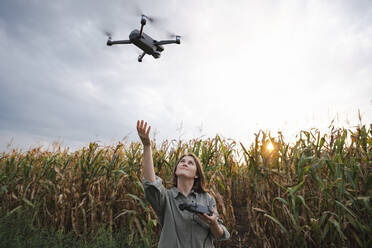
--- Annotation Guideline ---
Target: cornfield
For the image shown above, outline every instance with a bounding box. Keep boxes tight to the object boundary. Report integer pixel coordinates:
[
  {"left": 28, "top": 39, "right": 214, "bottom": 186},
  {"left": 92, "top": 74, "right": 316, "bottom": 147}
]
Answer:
[{"left": 0, "top": 124, "right": 371, "bottom": 247}]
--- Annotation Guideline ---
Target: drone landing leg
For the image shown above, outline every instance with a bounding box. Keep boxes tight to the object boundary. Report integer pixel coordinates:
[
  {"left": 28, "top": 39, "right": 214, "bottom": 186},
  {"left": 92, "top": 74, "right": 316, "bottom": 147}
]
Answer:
[{"left": 138, "top": 52, "right": 146, "bottom": 62}]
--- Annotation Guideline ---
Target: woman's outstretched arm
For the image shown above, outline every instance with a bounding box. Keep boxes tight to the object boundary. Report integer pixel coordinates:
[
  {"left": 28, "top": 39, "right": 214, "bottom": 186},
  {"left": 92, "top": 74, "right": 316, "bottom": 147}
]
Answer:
[{"left": 137, "top": 120, "right": 155, "bottom": 182}]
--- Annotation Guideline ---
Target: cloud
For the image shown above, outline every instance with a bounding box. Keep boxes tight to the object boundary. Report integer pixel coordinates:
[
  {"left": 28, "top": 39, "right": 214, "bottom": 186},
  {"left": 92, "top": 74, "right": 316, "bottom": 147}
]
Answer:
[{"left": 0, "top": 0, "right": 371, "bottom": 151}]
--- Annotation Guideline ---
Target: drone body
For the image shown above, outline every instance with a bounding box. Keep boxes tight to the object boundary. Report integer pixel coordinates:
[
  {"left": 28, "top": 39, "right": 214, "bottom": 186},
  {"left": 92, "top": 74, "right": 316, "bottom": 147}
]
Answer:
[{"left": 107, "top": 16, "right": 180, "bottom": 62}]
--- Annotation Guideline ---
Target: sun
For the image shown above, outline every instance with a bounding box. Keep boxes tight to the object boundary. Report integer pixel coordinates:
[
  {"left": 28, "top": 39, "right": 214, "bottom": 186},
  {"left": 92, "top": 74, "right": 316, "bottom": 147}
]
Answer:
[{"left": 266, "top": 141, "right": 274, "bottom": 152}]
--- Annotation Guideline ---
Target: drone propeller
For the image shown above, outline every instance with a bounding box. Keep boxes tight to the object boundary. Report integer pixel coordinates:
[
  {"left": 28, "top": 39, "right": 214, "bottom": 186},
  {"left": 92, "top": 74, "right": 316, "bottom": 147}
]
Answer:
[
  {"left": 101, "top": 29, "right": 114, "bottom": 39},
  {"left": 133, "top": 5, "right": 167, "bottom": 24},
  {"left": 105, "top": 31, "right": 112, "bottom": 39},
  {"left": 141, "top": 14, "right": 154, "bottom": 23},
  {"left": 166, "top": 31, "right": 180, "bottom": 38},
  {"left": 134, "top": 6, "right": 154, "bottom": 22}
]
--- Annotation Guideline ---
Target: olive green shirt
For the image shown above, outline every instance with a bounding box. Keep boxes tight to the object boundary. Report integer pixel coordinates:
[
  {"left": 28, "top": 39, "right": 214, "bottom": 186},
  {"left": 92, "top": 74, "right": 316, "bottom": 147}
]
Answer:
[{"left": 143, "top": 176, "right": 230, "bottom": 248}]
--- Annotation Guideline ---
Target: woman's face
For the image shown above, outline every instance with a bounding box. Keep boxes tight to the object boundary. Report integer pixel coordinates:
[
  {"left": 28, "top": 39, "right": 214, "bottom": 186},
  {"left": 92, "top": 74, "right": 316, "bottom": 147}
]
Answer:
[{"left": 175, "top": 155, "right": 198, "bottom": 180}]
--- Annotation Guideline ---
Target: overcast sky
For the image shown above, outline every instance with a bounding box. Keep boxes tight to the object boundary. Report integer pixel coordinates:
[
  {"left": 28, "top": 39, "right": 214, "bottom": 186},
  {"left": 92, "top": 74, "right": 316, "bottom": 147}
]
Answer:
[{"left": 0, "top": 0, "right": 371, "bottom": 151}]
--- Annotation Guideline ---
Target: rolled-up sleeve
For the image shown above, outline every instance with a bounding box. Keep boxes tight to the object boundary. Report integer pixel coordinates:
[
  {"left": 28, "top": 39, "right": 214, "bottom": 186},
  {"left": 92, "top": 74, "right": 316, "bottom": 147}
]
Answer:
[
  {"left": 208, "top": 195, "right": 230, "bottom": 241},
  {"left": 216, "top": 218, "right": 230, "bottom": 240},
  {"left": 142, "top": 176, "right": 167, "bottom": 225}
]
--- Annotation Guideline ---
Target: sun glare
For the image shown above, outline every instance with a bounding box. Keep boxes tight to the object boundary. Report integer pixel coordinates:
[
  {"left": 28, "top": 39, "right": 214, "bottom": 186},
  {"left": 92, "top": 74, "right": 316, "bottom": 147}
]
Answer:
[{"left": 267, "top": 141, "right": 274, "bottom": 152}]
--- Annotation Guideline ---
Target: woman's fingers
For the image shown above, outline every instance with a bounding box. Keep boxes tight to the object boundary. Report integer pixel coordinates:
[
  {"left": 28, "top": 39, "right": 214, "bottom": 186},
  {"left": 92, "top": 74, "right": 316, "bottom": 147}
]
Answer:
[
  {"left": 197, "top": 213, "right": 212, "bottom": 224},
  {"left": 141, "top": 120, "right": 145, "bottom": 132},
  {"left": 197, "top": 213, "right": 207, "bottom": 222},
  {"left": 137, "top": 120, "right": 144, "bottom": 132},
  {"left": 137, "top": 120, "right": 147, "bottom": 133},
  {"left": 137, "top": 120, "right": 151, "bottom": 146}
]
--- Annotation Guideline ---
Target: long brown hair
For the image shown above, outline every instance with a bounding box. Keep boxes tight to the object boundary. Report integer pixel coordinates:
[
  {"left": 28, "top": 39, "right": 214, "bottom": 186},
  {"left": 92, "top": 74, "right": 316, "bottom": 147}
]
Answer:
[{"left": 173, "top": 152, "right": 208, "bottom": 193}]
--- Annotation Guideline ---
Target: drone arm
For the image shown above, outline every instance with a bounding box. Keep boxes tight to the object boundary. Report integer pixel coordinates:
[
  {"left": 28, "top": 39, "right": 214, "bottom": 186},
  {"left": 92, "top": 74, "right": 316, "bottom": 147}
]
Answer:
[
  {"left": 154, "top": 39, "right": 181, "bottom": 46},
  {"left": 107, "top": 39, "right": 132, "bottom": 46},
  {"left": 139, "top": 15, "right": 146, "bottom": 37}
]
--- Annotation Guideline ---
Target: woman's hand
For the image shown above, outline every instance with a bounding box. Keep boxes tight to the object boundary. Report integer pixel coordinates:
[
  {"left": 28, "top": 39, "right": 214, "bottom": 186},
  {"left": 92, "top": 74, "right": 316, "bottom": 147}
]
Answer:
[
  {"left": 137, "top": 120, "right": 151, "bottom": 146},
  {"left": 197, "top": 207, "right": 224, "bottom": 239},
  {"left": 197, "top": 208, "right": 218, "bottom": 226},
  {"left": 137, "top": 120, "right": 155, "bottom": 182}
]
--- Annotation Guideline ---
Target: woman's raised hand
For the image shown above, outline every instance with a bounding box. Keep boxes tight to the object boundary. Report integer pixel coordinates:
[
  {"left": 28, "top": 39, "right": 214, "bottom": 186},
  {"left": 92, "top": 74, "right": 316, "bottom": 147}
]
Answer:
[{"left": 137, "top": 120, "right": 151, "bottom": 146}]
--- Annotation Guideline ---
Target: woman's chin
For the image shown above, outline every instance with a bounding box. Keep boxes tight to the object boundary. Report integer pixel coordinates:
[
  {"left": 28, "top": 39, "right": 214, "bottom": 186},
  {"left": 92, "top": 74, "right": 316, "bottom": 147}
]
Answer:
[{"left": 176, "top": 173, "right": 195, "bottom": 180}]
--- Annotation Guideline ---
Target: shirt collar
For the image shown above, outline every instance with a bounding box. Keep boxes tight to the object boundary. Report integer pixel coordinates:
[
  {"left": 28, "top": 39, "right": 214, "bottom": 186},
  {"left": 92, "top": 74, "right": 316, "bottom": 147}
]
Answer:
[{"left": 171, "top": 187, "right": 197, "bottom": 198}]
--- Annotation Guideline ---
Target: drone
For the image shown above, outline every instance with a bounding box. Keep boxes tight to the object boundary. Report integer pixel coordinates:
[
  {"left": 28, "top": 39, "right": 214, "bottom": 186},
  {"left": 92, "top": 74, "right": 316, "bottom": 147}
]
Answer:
[
  {"left": 106, "top": 15, "right": 181, "bottom": 62},
  {"left": 179, "top": 202, "right": 213, "bottom": 216}
]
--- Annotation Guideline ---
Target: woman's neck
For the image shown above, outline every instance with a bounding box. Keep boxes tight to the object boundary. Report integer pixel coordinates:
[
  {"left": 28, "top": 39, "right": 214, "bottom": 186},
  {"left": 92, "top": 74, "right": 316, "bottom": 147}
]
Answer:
[{"left": 177, "top": 177, "right": 194, "bottom": 197}]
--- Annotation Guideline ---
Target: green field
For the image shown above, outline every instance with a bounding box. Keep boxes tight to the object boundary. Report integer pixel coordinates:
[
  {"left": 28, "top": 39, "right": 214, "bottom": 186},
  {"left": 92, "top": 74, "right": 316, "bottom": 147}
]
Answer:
[{"left": 0, "top": 124, "right": 371, "bottom": 247}]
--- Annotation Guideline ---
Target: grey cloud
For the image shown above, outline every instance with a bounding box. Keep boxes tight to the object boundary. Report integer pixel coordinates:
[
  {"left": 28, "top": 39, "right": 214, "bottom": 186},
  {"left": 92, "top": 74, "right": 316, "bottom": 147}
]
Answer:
[
  {"left": 0, "top": 0, "right": 147, "bottom": 145},
  {"left": 0, "top": 0, "right": 371, "bottom": 151}
]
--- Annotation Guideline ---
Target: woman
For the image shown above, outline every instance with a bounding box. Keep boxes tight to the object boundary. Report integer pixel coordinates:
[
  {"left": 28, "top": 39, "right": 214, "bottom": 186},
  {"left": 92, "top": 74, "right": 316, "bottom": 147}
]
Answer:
[{"left": 137, "top": 120, "right": 230, "bottom": 248}]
